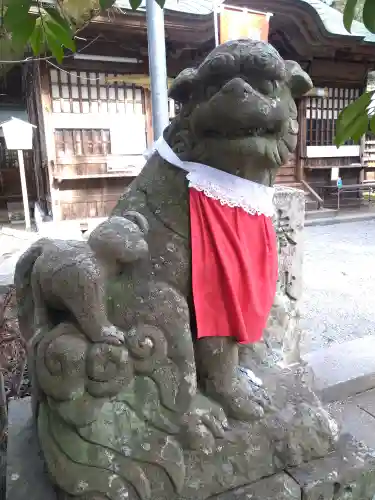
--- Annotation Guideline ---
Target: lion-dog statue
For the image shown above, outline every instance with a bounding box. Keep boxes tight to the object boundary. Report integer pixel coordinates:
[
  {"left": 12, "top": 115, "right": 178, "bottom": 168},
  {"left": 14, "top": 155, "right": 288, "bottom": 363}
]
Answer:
[{"left": 15, "top": 40, "right": 338, "bottom": 500}]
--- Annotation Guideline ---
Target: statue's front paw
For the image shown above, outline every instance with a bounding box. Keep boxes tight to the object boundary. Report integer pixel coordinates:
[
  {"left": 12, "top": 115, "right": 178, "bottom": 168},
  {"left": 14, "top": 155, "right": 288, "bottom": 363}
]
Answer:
[
  {"left": 205, "top": 369, "right": 273, "bottom": 422},
  {"left": 220, "top": 387, "right": 266, "bottom": 421}
]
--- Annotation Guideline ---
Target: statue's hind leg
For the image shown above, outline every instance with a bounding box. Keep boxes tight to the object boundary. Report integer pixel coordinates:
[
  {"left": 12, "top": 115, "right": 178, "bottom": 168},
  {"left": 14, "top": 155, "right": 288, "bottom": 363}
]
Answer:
[{"left": 196, "top": 336, "right": 271, "bottom": 421}]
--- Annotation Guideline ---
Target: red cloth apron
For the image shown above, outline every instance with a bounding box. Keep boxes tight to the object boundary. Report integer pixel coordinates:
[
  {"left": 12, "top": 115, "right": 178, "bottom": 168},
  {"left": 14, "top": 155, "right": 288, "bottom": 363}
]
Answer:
[
  {"left": 189, "top": 187, "right": 278, "bottom": 344},
  {"left": 151, "top": 135, "right": 278, "bottom": 345}
]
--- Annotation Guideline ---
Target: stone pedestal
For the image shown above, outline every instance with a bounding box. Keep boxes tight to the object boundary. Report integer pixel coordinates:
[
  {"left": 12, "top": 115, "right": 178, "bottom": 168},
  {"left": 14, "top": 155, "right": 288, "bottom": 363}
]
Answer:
[
  {"left": 3, "top": 187, "right": 352, "bottom": 500},
  {"left": 7, "top": 397, "right": 375, "bottom": 500},
  {"left": 6, "top": 398, "right": 56, "bottom": 500},
  {"left": 260, "top": 186, "right": 305, "bottom": 367}
]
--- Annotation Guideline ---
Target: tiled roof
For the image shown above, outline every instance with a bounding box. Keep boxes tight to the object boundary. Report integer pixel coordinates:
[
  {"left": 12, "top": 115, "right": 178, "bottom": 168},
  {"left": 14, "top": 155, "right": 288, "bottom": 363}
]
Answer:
[
  {"left": 42, "top": 0, "right": 375, "bottom": 43},
  {"left": 41, "top": 0, "right": 221, "bottom": 16},
  {"left": 116, "top": 0, "right": 375, "bottom": 42},
  {"left": 298, "top": 0, "right": 375, "bottom": 42},
  {"left": 114, "top": 0, "right": 224, "bottom": 16}
]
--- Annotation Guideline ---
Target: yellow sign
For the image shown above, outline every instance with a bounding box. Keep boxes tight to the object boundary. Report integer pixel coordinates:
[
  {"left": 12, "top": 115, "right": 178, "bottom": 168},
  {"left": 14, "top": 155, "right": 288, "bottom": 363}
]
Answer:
[
  {"left": 219, "top": 7, "right": 271, "bottom": 43},
  {"left": 105, "top": 74, "right": 174, "bottom": 90}
]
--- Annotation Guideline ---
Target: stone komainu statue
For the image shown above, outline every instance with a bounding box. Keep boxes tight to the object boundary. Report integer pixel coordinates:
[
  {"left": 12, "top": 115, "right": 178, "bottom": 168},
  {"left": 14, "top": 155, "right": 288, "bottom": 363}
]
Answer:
[{"left": 15, "top": 40, "right": 338, "bottom": 500}]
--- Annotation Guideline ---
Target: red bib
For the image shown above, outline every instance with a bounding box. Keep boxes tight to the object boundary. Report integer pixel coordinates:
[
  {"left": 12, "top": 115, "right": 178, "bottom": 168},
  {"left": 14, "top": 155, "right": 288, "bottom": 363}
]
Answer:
[
  {"left": 189, "top": 188, "right": 278, "bottom": 344},
  {"left": 153, "top": 136, "right": 278, "bottom": 344}
]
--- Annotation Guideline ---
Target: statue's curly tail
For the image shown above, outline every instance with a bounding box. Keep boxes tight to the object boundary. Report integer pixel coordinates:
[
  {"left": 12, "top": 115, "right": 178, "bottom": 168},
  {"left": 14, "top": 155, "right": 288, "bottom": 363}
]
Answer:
[{"left": 14, "top": 238, "right": 49, "bottom": 342}]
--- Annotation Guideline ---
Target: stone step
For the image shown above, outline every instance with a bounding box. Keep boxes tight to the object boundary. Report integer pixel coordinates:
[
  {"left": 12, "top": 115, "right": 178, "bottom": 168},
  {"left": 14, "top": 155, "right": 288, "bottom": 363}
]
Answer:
[
  {"left": 329, "top": 396, "right": 375, "bottom": 450},
  {"left": 304, "top": 208, "right": 337, "bottom": 221},
  {"left": 287, "top": 433, "right": 375, "bottom": 500},
  {"left": 279, "top": 181, "right": 302, "bottom": 189},
  {"left": 305, "top": 210, "right": 375, "bottom": 227},
  {"left": 303, "top": 336, "right": 375, "bottom": 403},
  {"left": 305, "top": 198, "right": 319, "bottom": 212}
]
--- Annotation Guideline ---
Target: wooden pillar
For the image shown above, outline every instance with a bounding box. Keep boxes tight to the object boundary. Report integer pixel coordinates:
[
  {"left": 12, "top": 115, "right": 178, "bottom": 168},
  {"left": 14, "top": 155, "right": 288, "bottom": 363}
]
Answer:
[
  {"left": 38, "top": 62, "right": 61, "bottom": 221},
  {"left": 297, "top": 97, "right": 307, "bottom": 182},
  {"left": 30, "top": 64, "right": 49, "bottom": 208}
]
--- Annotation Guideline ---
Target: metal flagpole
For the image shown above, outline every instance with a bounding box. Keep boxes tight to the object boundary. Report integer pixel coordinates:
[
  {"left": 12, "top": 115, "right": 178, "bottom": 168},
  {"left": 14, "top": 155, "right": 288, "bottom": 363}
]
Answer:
[
  {"left": 213, "top": 0, "right": 219, "bottom": 46},
  {"left": 146, "top": 0, "right": 170, "bottom": 140}
]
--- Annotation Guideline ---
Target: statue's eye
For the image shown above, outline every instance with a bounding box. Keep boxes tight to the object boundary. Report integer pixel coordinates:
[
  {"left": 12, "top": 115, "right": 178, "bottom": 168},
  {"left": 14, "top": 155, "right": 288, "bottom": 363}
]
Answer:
[
  {"left": 258, "top": 80, "right": 279, "bottom": 95},
  {"left": 253, "top": 80, "right": 273, "bottom": 95},
  {"left": 273, "top": 81, "right": 282, "bottom": 95},
  {"left": 268, "top": 80, "right": 280, "bottom": 94}
]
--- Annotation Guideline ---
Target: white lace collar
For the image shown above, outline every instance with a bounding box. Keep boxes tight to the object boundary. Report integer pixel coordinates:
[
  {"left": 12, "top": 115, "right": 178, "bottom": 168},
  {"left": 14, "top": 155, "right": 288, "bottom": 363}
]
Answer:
[{"left": 148, "top": 136, "right": 275, "bottom": 218}]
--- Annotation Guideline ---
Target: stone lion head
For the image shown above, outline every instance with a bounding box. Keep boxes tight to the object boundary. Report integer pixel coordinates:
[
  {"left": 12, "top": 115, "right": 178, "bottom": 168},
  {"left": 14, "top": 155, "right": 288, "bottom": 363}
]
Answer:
[{"left": 165, "top": 39, "right": 312, "bottom": 184}]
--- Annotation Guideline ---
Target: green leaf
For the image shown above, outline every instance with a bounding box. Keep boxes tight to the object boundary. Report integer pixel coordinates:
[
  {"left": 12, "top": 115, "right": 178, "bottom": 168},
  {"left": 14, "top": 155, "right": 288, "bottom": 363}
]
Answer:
[
  {"left": 3, "top": 0, "right": 32, "bottom": 32},
  {"left": 343, "top": 0, "right": 358, "bottom": 32},
  {"left": 334, "top": 91, "right": 372, "bottom": 146},
  {"left": 155, "top": 0, "right": 166, "bottom": 7},
  {"left": 351, "top": 114, "right": 369, "bottom": 143},
  {"left": 363, "top": 0, "right": 375, "bottom": 33},
  {"left": 44, "top": 7, "right": 73, "bottom": 32},
  {"left": 29, "top": 18, "right": 44, "bottom": 56},
  {"left": 370, "top": 115, "right": 375, "bottom": 134},
  {"left": 11, "top": 16, "right": 36, "bottom": 49},
  {"left": 129, "top": 0, "right": 143, "bottom": 9},
  {"left": 44, "top": 26, "right": 65, "bottom": 63},
  {"left": 3, "top": 0, "right": 35, "bottom": 48},
  {"left": 336, "top": 91, "right": 372, "bottom": 128},
  {"left": 43, "top": 9, "right": 76, "bottom": 52},
  {"left": 100, "top": 0, "right": 116, "bottom": 9}
]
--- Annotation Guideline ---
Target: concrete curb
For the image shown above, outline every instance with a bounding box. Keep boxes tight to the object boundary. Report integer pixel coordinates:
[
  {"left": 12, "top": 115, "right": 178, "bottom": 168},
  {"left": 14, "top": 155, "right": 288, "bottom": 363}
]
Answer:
[
  {"left": 303, "top": 336, "right": 375, "bottom": 403},
  {"left": 305, "top": 212, "right": 375, "bottom": 227}
]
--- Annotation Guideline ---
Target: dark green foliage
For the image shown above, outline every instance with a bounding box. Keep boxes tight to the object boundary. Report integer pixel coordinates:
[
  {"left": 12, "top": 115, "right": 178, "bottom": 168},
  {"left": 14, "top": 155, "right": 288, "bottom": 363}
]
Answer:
[{"left": 334, "top": 0, "right": 375, "bottom": 145}]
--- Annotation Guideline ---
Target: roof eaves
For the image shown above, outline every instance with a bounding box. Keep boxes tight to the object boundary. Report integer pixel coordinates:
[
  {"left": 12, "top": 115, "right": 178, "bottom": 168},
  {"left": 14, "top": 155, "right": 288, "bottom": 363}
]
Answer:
[
  {"left": 114, "top": 0, "right": 223, "bottom": 16},
  {"left": 298, "top": 0, "right": 375, "bottom": 43}
]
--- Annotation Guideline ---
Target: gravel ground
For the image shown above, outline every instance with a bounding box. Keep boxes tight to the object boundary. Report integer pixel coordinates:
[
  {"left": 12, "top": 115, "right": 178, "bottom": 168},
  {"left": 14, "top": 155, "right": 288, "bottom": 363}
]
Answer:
[{"left": 300, "top": 219, "right": 375, "bottom": 355}]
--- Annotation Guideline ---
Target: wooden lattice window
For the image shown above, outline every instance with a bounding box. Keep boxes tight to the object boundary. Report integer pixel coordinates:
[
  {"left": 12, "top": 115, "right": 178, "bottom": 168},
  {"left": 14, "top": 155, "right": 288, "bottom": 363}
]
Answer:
[
  {"left": 306, "top": 88, "right": 361, "bottom": 146},
  {"left": 0, "top": 137, "right": 19, "bottom": 169},
  {"left": 49, "top": 69, "right": 144, "bottom": 115},
  {"left": 55, "top": 129, "right": 111, "bottom": 157}
]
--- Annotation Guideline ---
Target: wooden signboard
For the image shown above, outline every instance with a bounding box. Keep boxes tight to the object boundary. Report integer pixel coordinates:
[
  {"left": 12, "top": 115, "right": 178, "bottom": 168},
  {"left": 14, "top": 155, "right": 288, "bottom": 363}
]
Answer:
[
  {"left": 0, "top": 118, "right": 36, "bottom": 230},
  {"left": 219, "top": 6, "right": 271, "bottom": 43},
  {"left": 1, "top": 118, "right": 35, "bottom": 151}
]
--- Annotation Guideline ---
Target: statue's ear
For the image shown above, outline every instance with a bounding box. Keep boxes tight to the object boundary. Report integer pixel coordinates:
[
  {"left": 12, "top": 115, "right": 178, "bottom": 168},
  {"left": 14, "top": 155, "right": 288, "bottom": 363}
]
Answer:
[
  {"left": 285, "top": 60, "right": 313, "bottom": 98},
  {"left": 168, "top": 68, "right": 197, "bottom": 104}
]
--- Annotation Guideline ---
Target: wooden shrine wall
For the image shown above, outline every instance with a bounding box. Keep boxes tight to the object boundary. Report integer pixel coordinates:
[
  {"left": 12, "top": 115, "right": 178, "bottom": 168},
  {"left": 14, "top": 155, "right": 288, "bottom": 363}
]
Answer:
[{"left": 44, "top": 65, "right": 150, "bottom": 220}]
